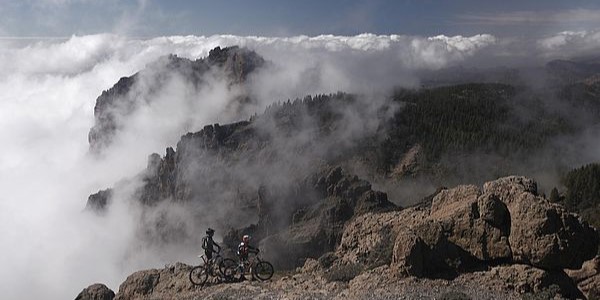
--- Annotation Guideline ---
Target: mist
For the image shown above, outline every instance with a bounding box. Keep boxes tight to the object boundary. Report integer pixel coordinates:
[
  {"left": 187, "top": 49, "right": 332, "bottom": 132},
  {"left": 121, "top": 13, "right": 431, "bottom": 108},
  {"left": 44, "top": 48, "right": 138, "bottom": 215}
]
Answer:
[{"left": 1, "top": 32, "right": 600, "bottom": 299}]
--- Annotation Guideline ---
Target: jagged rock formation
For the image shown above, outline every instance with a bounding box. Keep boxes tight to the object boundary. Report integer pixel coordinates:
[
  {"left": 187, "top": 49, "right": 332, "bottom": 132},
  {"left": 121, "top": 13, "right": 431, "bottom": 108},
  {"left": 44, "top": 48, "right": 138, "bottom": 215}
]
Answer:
[
  {"left": 256, "top": 166, "right": 397, "bottom": 268},
  {"left": 75, "top": 283, "right": 115, "bottom": 300},
  {"left": 331, "top": 176, "right": 597, "bottom": 298},
  {"left": 88, "top": 46, "right": 264, "bottom": 152},
  {"left": 87, "top": 92, "right": 396, "bottom": 251},
  {"left": 86, "top": 189, "right": 113, "bottom": 211}
]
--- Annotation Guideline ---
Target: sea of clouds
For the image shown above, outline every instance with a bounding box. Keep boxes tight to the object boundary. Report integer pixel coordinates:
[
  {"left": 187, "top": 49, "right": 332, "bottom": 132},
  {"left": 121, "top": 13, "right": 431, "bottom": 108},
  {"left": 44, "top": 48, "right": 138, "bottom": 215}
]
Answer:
[{"left": 0, "top": 31, "right": 598, "bottom": 299}]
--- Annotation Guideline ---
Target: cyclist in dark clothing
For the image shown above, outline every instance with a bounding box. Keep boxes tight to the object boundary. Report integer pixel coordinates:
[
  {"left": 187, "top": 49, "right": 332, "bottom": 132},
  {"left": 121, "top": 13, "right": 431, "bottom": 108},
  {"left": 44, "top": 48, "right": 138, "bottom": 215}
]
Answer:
[{"left": 202, "top": 228, "right": 221, "bottom": 260}]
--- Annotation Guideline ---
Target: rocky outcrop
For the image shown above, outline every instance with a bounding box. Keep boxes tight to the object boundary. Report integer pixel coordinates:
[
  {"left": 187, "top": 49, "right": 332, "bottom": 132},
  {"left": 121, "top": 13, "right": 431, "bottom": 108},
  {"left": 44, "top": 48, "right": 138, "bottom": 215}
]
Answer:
[
  {"left": 412, "top": 176, "right": 598, "bottom": 271},
  {"left": 89, "top": 46, "right": 264, "bottom": 153},
  {"left": 257, "top": 166, "right": 398, "bottom": 269},
  {"left": 337, "top": 209, "right": 424, "bottom": 269},
  {"left": 75, "top": 283, "right": 115, "bottom": 300},
  {"left": 86, "top": 189, "right": 113, "bottom": 212},
  {"left": 430, "top": 186, "right": 512, "bottom": 262},
  {"left": 114, "top": 263, "right": 195, "bottom": 300},
  {"left": 490, "top": 264, "right": 582, "bottom": 298},
  {"left": 391, "top": 143, "right": 424, "bottom": 178},
  {"left": 331, "top": 175, "right": 598, "bottom": 297},
  {"left": 391, "top": 228, "right": 426, "bottom": 277},
  {"left": 566, "top": 256, "right": 600, "bottom": 299},
  {"left": 137, "top": 148, "right": 177, "bottom": 206},
  {"left": 483, "top": 176, "right": 598, "bottom": 269},
  {"left": 206, "top": 46, "right": 265, "bottom": 84}
]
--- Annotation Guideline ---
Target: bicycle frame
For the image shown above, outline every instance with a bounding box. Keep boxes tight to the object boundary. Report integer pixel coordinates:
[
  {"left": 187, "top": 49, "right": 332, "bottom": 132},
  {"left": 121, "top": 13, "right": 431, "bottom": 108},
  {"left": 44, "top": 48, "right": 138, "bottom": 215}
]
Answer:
[
  {"left": 190, "top": 251, "right": 238, "bottom": 287},
  {"left": 237, "top": 254, "right": 262, "bottom": 274},
  {"left": 203, "top": 254, "right": 227, "bottom": 272}
]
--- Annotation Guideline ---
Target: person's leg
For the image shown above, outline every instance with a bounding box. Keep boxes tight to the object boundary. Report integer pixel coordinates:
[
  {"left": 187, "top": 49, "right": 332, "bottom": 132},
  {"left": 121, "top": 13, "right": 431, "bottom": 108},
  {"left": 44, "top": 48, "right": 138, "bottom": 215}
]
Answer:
[{"left": 239, "top": 256, "right": 248, "bottom": 280}]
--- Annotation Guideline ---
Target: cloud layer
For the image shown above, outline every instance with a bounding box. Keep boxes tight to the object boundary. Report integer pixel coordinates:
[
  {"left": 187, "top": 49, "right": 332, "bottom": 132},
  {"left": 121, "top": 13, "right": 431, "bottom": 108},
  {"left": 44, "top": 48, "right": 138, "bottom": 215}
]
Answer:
[{"left": 1, "top": 31, "right": 600, "bottom": 299}]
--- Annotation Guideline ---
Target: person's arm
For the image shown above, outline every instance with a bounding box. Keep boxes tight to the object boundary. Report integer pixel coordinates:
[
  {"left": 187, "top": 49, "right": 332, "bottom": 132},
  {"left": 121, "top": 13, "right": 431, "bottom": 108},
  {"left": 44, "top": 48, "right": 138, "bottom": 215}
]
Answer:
[
  {"left": 201, "top": 237, "right": 207, "bottom": 250},
  {"left": 214, "top": 241, "right": 221, "bottom": 253},
  {"left": 248, "top": 245, "right": 260, "bottom": 254}
]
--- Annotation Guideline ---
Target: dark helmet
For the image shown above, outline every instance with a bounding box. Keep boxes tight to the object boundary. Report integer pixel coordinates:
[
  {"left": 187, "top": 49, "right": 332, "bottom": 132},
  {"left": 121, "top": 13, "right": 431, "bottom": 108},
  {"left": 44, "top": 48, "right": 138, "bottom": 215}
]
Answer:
[{"left": 206, "top": 228, "right": 215, "bottom": 236}]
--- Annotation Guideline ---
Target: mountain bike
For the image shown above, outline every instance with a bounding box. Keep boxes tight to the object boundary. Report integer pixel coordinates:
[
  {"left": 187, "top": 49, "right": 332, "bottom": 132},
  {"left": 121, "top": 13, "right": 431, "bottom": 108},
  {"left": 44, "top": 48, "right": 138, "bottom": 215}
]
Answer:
[
  {"left": 231, "top": 253, "right": 274, "bottom": 281},
  {"left": 189, "top": 251, "right": 237, "bottom": 286}
]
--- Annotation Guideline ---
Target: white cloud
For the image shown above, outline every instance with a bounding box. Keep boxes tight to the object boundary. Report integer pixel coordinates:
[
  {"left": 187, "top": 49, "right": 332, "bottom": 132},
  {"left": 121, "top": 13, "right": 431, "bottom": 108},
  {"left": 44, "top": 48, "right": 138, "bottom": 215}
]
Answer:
[{"left": 537, "top": 30, "right": 600, "bottom": 57}]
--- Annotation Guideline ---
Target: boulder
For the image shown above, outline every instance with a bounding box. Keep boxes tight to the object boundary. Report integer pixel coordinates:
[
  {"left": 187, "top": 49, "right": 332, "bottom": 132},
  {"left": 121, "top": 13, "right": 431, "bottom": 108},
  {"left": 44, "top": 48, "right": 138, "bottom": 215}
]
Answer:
[
  {"left": 114, "top": 263, "right": 193, "bottom": 300},
  {"left": 350, "top": 175, "right": 598, "bottom": 281},
  {"left": 391, "top": 228, "right": 425, "bottom": 277},
  {"left": 482, "top": 176, "right": 538, "bottom": 203},
  {"left": 430, "top": 186, "right": 512, "bottom": 262},
  {"left": 566, "top": 256, "right": 600, "bottom": 299},
  {"left": 425, "top": 176, "right": 597, "bottom": 270},
  {"left": 490, "top": 264, "right": 582, "bottom": 298},
  {"left": 75, "top": 283, "right": 115, "bottom": 300},
  {"left": 337, "top": 207, "right": 428, "bottom": 268},
  {"left": 483, "top": 176, "right": 598, "bottom": 269},
  {"left": 411, "top": 220, "right": 480, "bottom": 277},
  {"left": 338, "top": 211, "right": 406, "bottom": 267}
]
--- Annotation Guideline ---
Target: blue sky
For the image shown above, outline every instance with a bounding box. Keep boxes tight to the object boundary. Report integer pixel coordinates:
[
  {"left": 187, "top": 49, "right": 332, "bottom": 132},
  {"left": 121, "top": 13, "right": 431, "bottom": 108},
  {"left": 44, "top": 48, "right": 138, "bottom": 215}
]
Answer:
[{"left": 2, "top": 0, "right": 600, "bottom": 37}]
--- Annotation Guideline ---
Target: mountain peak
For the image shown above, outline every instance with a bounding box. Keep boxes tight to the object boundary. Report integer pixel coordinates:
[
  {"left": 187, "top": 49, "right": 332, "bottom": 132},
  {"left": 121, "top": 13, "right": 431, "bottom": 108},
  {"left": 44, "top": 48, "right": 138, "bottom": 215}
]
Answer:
[{"left": 88, "top": 46, "right": 265, "bottom": 153}]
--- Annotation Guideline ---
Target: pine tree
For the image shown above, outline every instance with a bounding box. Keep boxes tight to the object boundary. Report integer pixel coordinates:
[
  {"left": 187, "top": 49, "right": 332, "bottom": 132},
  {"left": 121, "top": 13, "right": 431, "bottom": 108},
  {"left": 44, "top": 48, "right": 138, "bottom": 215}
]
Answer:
[{"left": 549, "top": 187, "right": 560, "bottom": 203}]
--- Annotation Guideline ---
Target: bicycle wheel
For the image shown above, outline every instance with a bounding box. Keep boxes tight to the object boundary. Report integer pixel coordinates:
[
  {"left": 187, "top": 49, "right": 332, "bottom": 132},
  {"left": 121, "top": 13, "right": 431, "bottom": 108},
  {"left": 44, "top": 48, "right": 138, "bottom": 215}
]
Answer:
[
  {"left": 189, "top": 265, "right": 209, "bottom": 286},
  {"left": 253, "top": 261, "right": 274, "bottom": 281},
  {"left": 232, "top": 263, "right": 249, "bottom": 282},
  {"left": 219, "top": 258, "right": 237, "bottom": 276},
  {"left": 221, "top": 264, "right": 238, "bottom": 283}
]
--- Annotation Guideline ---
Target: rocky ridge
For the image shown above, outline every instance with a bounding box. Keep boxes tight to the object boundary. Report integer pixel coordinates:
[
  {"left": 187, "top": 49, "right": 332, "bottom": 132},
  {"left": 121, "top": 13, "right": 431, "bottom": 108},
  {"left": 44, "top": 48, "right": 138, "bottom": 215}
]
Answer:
[{"left": 78, "top": 176, "right": 598, "bottom": 299}]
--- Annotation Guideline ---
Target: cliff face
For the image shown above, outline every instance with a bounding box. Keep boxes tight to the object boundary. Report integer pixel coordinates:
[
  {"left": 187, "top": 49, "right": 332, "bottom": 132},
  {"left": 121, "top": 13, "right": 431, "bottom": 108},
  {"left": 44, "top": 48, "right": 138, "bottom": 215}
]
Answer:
[
  {"left": 88, "top": 46, "right": 265, "bottom": 153},
  {"left": 87, "top": 92, "right": 398, "bottom": 266}
]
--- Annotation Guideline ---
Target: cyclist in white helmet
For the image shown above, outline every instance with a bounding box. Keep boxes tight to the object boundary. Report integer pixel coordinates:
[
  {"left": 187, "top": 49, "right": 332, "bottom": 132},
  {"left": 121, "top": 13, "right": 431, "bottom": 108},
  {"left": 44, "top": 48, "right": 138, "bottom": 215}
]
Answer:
[{"left": 237, "top": 234, "right": 259, "bottom": 280}]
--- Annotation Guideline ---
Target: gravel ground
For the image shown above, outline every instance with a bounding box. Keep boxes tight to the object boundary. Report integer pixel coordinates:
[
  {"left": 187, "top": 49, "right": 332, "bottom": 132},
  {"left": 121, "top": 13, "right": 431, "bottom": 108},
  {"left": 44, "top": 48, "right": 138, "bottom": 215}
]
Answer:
[{"left": 168, "top": 271, "right": 524, "bottom": 300}]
